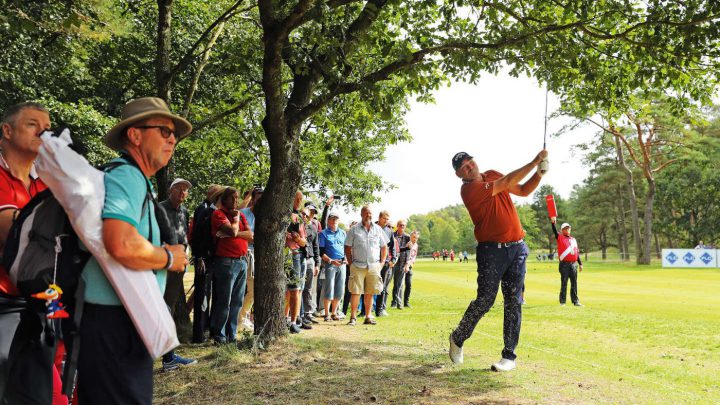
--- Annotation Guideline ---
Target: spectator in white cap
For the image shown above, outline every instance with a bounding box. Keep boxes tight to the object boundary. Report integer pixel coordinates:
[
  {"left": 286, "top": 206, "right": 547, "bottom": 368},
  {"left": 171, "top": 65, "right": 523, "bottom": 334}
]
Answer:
[{"left": 159, "top": 178, "right": 197, "bottom": 370}]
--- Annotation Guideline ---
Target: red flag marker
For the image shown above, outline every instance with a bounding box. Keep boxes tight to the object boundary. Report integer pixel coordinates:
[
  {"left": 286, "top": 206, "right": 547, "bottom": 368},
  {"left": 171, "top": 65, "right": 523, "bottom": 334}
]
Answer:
[{"left": 545, "top": 195, "right": 557, "bottom": 218}]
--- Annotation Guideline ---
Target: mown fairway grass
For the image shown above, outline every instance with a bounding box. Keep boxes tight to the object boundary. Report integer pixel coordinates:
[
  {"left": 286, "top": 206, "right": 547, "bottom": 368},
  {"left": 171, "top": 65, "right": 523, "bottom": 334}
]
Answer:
[{"left": 155, "top": 259, "right": 720, "bottom": 404}]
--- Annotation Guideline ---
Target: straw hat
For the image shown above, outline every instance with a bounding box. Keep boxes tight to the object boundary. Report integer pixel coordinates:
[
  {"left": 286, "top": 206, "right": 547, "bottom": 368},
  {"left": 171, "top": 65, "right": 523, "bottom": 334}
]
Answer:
[
  {"left": 104, "top": 97, "right": 192, "bottom": 151},
  {"left": 209, "top": 186, "right": 228, "bottom": 203}
]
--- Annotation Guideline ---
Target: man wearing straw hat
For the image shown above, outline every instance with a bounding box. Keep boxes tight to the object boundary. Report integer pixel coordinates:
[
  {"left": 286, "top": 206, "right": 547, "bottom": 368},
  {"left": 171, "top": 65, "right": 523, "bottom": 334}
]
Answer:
[{"left": 77, "top": 97, "right": 190, "bottom": 404}]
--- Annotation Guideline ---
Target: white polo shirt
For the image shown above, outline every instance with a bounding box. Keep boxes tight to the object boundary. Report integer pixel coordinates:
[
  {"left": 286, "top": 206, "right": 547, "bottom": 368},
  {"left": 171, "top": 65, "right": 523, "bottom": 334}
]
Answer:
[{"left": 345, "top": 222, "right": 389, "bottom": 268}]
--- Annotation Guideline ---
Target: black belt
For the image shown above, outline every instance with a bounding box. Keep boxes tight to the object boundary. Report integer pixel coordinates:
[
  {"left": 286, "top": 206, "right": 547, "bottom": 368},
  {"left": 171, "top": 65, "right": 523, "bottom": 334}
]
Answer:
[{"left": 478, "top": 239, "right": 524, "bottom": 248}]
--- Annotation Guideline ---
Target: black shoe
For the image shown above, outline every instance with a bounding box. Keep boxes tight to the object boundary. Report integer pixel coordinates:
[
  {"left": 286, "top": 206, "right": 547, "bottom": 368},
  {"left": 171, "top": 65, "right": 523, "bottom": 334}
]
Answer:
[
  {"left": 288, "top": 323, "right": 301, "bottom": 334},
  {"left": 306, "top": 316, "right": 319, "bottom": 324},
  {"left": 376, "top": 310, "right": 389, "bottom": 317},
  {"left": 300, "top": 323, "right": 313, "bottom": 330},
  {"left": 404, "top": 303, "right": 411, "bottom": 308}
]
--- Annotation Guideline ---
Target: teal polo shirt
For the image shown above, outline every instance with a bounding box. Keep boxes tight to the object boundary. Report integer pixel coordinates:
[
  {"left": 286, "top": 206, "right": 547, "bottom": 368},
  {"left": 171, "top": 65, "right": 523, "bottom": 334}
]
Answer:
[{"left": 81, "top": 157, "right": 165, "bottom": 306}]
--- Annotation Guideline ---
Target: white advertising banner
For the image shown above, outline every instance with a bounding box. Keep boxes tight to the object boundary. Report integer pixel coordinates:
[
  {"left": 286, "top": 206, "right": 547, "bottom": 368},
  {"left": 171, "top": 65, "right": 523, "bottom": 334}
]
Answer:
[{"left": 662, "top": 249, "right": 718, "bottom": 268}]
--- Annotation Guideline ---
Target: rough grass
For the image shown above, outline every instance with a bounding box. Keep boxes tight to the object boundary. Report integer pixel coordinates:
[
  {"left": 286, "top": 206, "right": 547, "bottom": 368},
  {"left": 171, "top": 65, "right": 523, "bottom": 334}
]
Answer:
[{"left": 154, "top": 259, "right": 720, "bottom": 404}]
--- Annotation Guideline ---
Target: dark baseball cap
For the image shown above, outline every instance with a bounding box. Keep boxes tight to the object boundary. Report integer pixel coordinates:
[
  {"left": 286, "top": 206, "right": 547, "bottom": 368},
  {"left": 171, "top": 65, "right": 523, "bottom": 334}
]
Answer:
[{"left": 452, "top": 152, "right": 473, "bottom": 171}]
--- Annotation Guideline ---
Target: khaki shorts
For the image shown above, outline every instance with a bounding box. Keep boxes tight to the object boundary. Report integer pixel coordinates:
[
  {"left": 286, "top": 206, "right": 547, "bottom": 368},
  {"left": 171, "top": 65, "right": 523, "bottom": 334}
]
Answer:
[{"left": 348, "top": 263, "right": 383, "bottom": 295}]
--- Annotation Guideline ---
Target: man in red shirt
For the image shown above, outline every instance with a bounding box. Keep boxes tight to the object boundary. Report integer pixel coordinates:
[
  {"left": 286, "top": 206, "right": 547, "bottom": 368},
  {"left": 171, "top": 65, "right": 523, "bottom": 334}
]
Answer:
[
  {"left": 0, "top": 102, "right": 68, "bottom": 404},
  {"left": 0, "top": 102, "right": 50, "bottom": 295},
  {"left": 448, "top": 149, "right": 547, "bottom": 372},
  {"left": 210, "top": 187, "right": 253, "bottom": 344},
  {"left": 550, "top": 218, "right": 584, "bottom": 306}
]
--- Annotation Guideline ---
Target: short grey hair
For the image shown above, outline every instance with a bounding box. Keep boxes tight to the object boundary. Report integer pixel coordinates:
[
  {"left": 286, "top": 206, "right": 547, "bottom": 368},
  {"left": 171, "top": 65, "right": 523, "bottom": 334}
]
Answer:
[{"left": 2, "top": 102, "right": 48, "bottom": 127}]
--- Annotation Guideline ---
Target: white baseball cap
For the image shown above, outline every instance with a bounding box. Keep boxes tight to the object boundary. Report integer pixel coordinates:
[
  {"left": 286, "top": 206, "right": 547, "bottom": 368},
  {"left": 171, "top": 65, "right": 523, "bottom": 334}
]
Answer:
[
  {"left": 560, "top": 222, "right": 571, "bottom": 229},
  {"left": 170, "top": 178, "right": 192, "bottom": 190}
]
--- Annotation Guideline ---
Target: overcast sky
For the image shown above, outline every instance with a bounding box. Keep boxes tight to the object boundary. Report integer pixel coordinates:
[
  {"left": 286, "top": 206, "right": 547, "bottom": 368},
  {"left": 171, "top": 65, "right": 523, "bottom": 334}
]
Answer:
[{"left": 332, "top": 72, "right": 597, "bottom": 225}]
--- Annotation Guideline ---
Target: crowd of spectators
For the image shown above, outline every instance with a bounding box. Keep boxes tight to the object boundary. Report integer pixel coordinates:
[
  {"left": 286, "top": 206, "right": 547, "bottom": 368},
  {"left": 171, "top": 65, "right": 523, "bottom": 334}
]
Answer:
[
  {"left": 0, "top": 99, "right": 423, "bottom": 404},
  {"left": 190, "top": 190, "right": 422, "bottom": 335}
]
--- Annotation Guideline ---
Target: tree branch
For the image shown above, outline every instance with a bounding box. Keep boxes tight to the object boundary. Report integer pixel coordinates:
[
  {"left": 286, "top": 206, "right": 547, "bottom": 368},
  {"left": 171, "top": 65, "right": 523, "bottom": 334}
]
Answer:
[
  {"left": 279, "top": 0, "right": 317, "bottom": 36},
  {"left": 169, "top": 0, "right": 251, "bottom": 79},
  {"left": 193, "top": 95, "right": 260, "bottom": 132},
  {"left": 652, "top": 159, "right": 678, "bottom": 173},
  {"left": 181, "top": 22, "right": 226, "bottom": 117},
  {"left": 293, "top": 18, "right": 588, "bottom": 123}
]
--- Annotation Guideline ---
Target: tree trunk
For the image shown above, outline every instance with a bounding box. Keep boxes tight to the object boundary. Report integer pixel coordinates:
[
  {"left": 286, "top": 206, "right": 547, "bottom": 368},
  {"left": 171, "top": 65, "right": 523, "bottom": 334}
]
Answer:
[
  {"left": 600, "top": 228, "right": 607, "bottom": 259},
  {"left": 640, "top": 179, "right": 655, "bottom": 264},
  {"left": 654, "top": 232, "right": 661, "bottom": 259},
  {"left": 253, "top": 121, "right": 302, "bottom": 345},
  {"left": 616, "top": 185, "right": 630, "bottom": 261},
  {"left": 170, "top": 288, "right": 191, "bottom": 342},
  {"left": 614, "top": 135, "right": 643, "bottom": 264},
  {"left": 252, "top": 17, "right": 304, "bottom": 344},
  {"left": 154, "top": 0, "right": 187, "bottom": 340},
  {"left": 155, "top": 0, "right": 174, "bottom": 200}
]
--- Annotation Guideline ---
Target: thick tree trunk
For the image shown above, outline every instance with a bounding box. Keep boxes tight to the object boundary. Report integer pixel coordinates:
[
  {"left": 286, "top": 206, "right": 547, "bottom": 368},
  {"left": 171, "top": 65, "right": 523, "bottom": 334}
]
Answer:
[
  {"left": 253, "top": 13, "right": 304, "bottom": 344},
  {"left": 614, "top": 136, "right": 643, "bottom": 264},
  {"left": 253, "top": 122, "right": 302, "bottom": 344},
  {"left": 155, "top": 0, "right": 174, "bottom": 200},
  {"left": 640, "top": 180, "right": 655, "bottom": 264},
  {"left": 654, "top": 232, "right": 661, "bottom": 259}
]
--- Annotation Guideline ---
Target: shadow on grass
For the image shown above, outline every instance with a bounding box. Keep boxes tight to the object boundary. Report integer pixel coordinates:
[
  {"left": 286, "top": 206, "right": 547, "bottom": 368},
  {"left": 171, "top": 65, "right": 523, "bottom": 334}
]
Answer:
[{"left": 154, "top": 334, "right": 513, "bottom": 404}]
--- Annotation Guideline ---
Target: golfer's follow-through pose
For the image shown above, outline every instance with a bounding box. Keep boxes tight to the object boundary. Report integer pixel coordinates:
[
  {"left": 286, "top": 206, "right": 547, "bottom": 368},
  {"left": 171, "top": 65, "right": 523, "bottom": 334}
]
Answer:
[{"left": 448, "top": 149, "right": 548, "bottom": 372}]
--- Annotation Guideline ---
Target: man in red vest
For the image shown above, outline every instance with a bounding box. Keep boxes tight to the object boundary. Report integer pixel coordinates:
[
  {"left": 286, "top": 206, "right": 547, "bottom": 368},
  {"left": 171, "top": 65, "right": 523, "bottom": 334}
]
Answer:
[{"left": 551, "top": 217, "right": 584, "bottom": 307}]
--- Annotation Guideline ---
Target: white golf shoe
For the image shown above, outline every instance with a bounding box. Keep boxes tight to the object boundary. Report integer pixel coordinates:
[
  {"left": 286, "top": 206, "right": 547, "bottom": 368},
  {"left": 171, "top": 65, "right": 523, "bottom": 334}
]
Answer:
[
  {"left": 491, "top": 358, "right": 516, "bottom": 372},
  {"left": 449, "top": 333, "right": 463, "bottom": 364}
]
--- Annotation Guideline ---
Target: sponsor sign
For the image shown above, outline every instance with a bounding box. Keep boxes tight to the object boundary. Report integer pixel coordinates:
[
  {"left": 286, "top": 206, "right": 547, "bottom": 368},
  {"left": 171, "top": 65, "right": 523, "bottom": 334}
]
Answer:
[{"left": 662, "top": 249, "right": 718, "bottom": 268}]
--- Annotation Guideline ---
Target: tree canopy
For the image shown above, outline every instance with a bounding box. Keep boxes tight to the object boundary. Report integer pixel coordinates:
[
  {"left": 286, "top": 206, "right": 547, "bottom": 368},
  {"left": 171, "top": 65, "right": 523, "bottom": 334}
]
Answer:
[{"left": 4, "top": 0, "right": 720, "bottom": 343}]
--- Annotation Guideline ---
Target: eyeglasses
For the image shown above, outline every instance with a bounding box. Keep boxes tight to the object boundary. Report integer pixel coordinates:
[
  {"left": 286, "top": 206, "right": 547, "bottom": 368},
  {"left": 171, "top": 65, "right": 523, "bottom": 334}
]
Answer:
[{"left": 134, "top": 125, "right": 175, "bottom": 139}]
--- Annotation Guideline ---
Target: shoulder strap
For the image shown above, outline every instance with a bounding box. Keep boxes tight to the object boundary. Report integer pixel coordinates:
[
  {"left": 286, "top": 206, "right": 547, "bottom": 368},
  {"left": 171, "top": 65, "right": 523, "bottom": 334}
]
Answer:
[{"left": 101, "top": 155, "right": 155, "bottom": 242}]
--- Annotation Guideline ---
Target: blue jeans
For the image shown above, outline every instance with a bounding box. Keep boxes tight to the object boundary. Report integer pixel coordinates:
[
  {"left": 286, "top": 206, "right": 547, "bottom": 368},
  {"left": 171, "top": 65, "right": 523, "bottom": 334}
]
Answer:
[
  {"left": 210, "top": 256, "right": 247, "bottom": 342},
  {"left": 321, "top": 263, "right": 346, "bottom": 300},
  {"left": 451, "top": 242, "right": 528, "bottom": 361},
  {"left": 287, "top": 253, "right": 305, "bottom": 291}
]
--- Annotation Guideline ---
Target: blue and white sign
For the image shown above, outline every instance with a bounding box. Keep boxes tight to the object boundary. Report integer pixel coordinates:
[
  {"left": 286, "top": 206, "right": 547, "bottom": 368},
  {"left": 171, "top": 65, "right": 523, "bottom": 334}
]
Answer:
[{"left": 662, "top": 249, "right": 718, "bottom": 268}]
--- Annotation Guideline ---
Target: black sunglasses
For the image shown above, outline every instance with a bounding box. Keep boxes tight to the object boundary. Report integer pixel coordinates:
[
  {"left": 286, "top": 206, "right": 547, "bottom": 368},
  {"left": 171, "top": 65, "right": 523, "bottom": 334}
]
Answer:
[{"left": 135, "top": 125, "right": 175, "bottom": 139}]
